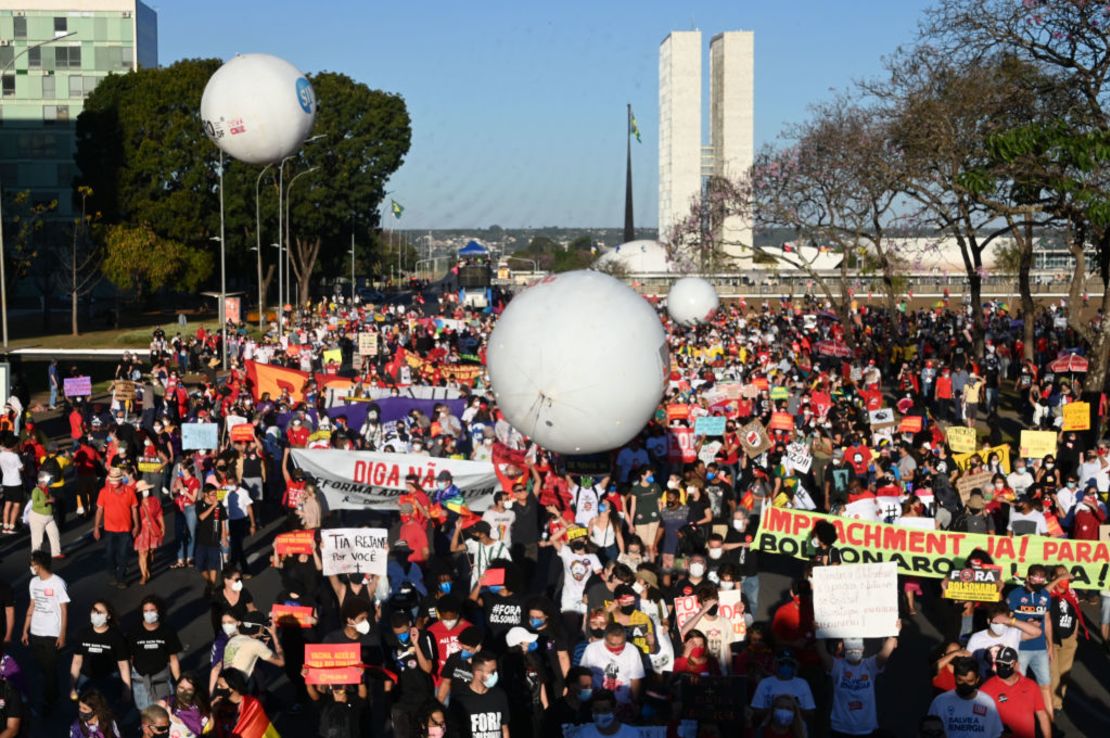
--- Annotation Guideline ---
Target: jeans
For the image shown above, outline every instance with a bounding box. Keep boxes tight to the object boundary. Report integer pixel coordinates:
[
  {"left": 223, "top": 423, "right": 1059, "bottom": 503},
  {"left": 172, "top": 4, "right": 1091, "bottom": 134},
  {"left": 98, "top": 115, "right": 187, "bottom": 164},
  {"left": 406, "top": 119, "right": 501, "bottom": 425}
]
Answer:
[
  {"left": 175, "top": 505, "right": 197, "bottom": 561},
  {"left": 985, "top": 387, "right": 998, "bottom": 415},
  {"left": 1018, "top": 648, "right": 1051, "bottom": 686},
  {"left": 49, "top": 385, "right": 57, "bottom": 408},
  {"left": 104, "top": 530, "right": 132, "bottom": 582},
  {"left": 742, "top": 574, "right": 761, "bottom": 619}
]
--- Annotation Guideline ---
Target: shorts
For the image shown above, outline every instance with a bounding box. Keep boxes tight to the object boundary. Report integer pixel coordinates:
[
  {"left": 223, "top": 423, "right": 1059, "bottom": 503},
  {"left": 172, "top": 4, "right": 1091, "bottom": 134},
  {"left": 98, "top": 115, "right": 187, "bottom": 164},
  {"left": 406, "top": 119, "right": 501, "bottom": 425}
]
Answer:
[
  {"left": 1017, "top": 649, "right": 1051, "bottom": 686},
  {"left": 194, "top": 544, "right": 222, "bottom": 573},
  {"left": 2, "top": 485, "right": 23, "bottom": 504}
]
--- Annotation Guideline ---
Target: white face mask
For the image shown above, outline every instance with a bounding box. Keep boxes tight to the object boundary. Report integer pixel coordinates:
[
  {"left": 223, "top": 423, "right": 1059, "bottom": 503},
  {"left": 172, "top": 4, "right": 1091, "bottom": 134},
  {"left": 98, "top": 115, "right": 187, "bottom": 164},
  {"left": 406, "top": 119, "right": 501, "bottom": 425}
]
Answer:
[
  {"left": 231, "top": 580, "right": 244, "bottom": 592},
  {"left": 689, "top": 563, "right": 706, "bottom": 578},
  {"left": 441, "top": 619, "right": 458, "bottom": 630},
  {"left": 708, "top": 548, "right": 723, "bottom": 560},
  {"left": 733, "top": 520, "right": 747, "bottom": 531},
  {"left": 222, "top": 623, "right": 238, "bottom": 637},
  {"left": 989, "top": 622, "right": 1008, "bottom": 636},
  {"left": 29, "top": 567, "right": 37, "bottom": 577},
  {"left": 632, "top": 582, "right": 645, "bottom": 595},
  {"left": 91, "top": 613, "right": 108, "bottom": 628},
  {"left": 143, "top": 611, "right": 159, "bottom": 624},
  {"left": 142, "top": 489, "right": 150, "bottom": 498},
  {"left": 354, "top": 620, "right": 371, "bottom": 635},
  {"left": 719, "top": 580, "right": 736, "bottom": 591}
]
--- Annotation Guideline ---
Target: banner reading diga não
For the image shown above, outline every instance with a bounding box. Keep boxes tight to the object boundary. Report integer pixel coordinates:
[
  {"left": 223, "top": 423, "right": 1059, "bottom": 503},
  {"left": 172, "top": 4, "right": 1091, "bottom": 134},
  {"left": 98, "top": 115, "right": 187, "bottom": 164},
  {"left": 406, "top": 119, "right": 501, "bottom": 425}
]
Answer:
[{"left": 756, "top": 506, "right": 1110, "bottom": 590}]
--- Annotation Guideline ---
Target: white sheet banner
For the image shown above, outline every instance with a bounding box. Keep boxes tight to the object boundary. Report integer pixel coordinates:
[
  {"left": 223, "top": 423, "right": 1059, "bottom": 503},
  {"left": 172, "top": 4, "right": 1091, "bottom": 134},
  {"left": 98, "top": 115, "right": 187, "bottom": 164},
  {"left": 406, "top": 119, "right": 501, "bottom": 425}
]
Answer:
[{"left": 291, "top": 449, "right": 499, "bottom": 511}]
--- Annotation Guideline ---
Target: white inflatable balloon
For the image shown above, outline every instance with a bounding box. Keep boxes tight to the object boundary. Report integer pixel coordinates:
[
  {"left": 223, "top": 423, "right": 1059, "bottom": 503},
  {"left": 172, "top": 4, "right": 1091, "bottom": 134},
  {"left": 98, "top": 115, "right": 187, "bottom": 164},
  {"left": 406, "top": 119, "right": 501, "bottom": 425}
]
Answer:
[
  {"left": 201, "top": 53, "right": 316, "bottom": 165},
  {"left": 667, "top": 277, "right": 720, "bottom": 326},
  {"left": 487, "top": 271, "right": 668, "bottom": 454}
]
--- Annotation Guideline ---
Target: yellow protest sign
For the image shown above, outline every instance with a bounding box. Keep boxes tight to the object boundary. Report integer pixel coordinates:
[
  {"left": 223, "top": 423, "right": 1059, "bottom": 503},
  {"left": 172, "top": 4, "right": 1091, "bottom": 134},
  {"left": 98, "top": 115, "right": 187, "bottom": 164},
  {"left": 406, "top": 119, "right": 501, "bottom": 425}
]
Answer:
[
  {"left": 1063, "top": 402, "right": 1091, "bottom": 432},
  {"left": 952, "top": 445, "right": 1011, "bottom": 474},
  {"left": 946, "top": 425, "right": 977, "bottom": 454},
  {"left": 1019, "top": 430, "right": 1058, "bottom": 460},
  {"left": 322, "top": 348, "right": 342, "bottom": 366}
]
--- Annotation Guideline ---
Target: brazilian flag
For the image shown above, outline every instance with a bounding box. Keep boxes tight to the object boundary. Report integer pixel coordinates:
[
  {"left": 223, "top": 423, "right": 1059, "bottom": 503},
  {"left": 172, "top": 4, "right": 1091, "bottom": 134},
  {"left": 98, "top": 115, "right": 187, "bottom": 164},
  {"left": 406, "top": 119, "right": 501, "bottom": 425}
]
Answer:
[
  {"left": 391, "top": 199, "right": 404, "bottom": 219},
  {"left": 629, "top": 108, "right": 642, "bottom": 143}
]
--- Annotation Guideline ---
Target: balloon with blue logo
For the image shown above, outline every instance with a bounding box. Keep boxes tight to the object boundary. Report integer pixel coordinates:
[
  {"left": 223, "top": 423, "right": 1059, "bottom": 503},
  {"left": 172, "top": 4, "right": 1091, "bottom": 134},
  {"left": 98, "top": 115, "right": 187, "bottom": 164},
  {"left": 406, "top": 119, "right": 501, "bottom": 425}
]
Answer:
[{"left": 201, "top": 53, "right": 316, "bottom": 165}]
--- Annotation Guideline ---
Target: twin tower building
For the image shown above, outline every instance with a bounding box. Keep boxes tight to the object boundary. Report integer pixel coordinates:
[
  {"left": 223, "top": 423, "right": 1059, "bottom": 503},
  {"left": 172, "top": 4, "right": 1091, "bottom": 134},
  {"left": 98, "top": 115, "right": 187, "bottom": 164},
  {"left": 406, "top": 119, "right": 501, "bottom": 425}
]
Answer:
[{"left": 659, "top": 30, "right": 754, "bottom": 263}]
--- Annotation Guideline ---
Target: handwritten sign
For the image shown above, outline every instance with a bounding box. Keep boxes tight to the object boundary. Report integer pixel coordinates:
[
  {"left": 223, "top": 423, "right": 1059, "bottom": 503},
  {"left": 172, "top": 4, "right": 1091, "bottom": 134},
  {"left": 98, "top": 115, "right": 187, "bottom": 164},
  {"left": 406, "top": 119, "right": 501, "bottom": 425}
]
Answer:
[
  {"left": 717, "top": 589, "right": 747, "bottom": 642},
  {"left": 740, "top": 383, "right": 760, "bottom": 399},
  {"left": 943, "top": 565, "right": 1001, "bottom": 603},
  {"left": 1063, "top": 402, "right": 1091, "bottom": 432},
  {"left": 320, "top": 527, "right": 388, "bottom": 577},
  {"left": 323, "top": 348, "right": 342, "bottom": 366},
  {"left": 304, "top": 643, "right": 362, "bottom": 685},
  {"left": 1019, "top": 430, "right": 1057, "bottom": 460},
  {"left": 812, "top": 562, "right": 899, "bottom": 638},
  {"left": 275, "top": 530, "right": 316, "bottom": 556},
  {"left": 694, "top": 416, "right": 727, "bottom": 437},
  {"left": 673, "top": 595, "right": 701, "bottom": 630},
  {"left": 63, "top": 376, "right": 92, "bottom": 398},
  {"left": 784, "top": 442, "right": 813, "bottom": 474},
  {"left": 955, "top": 470, "right": 994, "bottom": 504},
  {"left": 358, "top": 333, "right": 378, "bottom": 356},
  {"left": 182, "top": 422, "right": 218, "bottom": 451},
  {"left": 946, "top": 426, "right": 977, "bottom": 454},
  {"left": 112, "top": 380, "right": 135, "bottom": 401},
  {"left": 272, "top": 603, "right": 315, "bottom": 628}
]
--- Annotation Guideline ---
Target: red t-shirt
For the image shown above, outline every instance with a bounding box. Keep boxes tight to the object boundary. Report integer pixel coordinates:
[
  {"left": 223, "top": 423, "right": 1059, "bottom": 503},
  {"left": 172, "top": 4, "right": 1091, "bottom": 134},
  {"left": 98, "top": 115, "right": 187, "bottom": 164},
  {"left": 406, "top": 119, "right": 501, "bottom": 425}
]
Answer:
[
  {"left": 69, "top": 411, "right": 85, "bottom": 440},
  {"left": 398, "top": 518, "right": 430, "bottom": 562},
  {"left": 981, "top": 674, "right": 1043, "bottom": 738},
  {"left": 932, "top": 667, "right": 955, "bottom": 694},
  {"left": 97, "top": 483, "right": 138, "bottom": 533},
  {"left": 845, "top": 445, "right": 871, "bottom": 476},
  {"left": 73, "top": 444, "right": 101, "bottom": 477}
]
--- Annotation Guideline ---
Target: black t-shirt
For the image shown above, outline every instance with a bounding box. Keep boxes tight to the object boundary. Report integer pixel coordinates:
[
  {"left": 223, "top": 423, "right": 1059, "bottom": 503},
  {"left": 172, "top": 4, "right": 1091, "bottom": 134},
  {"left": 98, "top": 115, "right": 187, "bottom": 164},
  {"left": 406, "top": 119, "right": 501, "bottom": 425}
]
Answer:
[
  {"left": 440, "top": 652, "right": 474, "bottom": 692},
  {"left": 385, "top": 632, "right": 435, "bottom": 706},
  {"left": 0, "top": 581, "right": 12, "bottom": 642},
  {"left": 724, "top": 526, "right": 759, "bottom": 577},
  {"left": 0, "top": 678, "right": 23, "bottom": 724},
  {"left": 449, "top": 686, "right": 510, "bottom": 738},
  {"left": 483, "top": 594, "right": 524, "bottom": 644},
  {"left": 323, "top": 627, "right": 383, "bottom": 668},
  {"left": 670, "top": 577, "right": 704, "bottom": 599},
  {"left": 1050, "top": 596, "right": 1079, "bottom": 643},
  {"left": 128, "top": 623, "right": 182, "bottom": 676},
  {"left": 194, "top": 500, "right": 222, "bottom": 547},
  {"left": 214, "top": 589, "right": 255, "bottom": 624},
  {"left": 512, "top": 495, "right": 541, "bottom": 545},
  {"left": 76, "top": 626, "right": 129, "bottom": 678},
  {"left": 687, "top": 497, "right": 711, "bottom": 525}
]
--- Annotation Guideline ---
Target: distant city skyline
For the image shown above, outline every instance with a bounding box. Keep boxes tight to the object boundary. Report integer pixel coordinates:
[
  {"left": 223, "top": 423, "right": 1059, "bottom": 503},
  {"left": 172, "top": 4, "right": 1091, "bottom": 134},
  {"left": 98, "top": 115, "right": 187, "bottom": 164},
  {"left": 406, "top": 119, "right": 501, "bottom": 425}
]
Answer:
[{"left": 160, "top": 0, "right": 932, "bottom": 229}]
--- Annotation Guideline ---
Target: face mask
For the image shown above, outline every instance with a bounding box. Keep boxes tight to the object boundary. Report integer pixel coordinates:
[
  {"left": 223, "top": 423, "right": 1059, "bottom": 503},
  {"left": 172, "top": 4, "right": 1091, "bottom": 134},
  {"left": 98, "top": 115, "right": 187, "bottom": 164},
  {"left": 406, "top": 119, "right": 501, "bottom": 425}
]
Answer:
[
  {"left": 708, "top": 548, "right": 723, "bottom": 560},
  {"left": 773, "top": 708, "right": 794, "bottom": 726},
  {"left": 438, "top": 581, "right": 452, "bottom": 594},
  {"left": 143, "top": 611, "right": 159, "bottom": 624},
  {"left": 706, "top": 472, "right": 716, "bottom": 481},
  {"left": 577, "top": 688, "right": 593, "bottom": 702},
  {"left": 397, "top": 631, "right": 411, "bottom": 643},
  {"left": 845, "top": 649, "right": 864, "bottom": 663},
  {"left": 526, "top": 640, "right": 538, "bottom": 653},
  {"left": 598, "top": 503, "right": 608, "bottom": 513},
  {"left": 529, "top": 617, "right": 545, "bottom": 630},
  {"left": 1047, "top": 463, "right": 1055, "bottom": 469},
  {"left": 29, "top": 567, "right": 37, "bottom": 577},
  {"left": 91, "top": 613, "right": 108, "bottom": 628},
  {"left": 605, "top": 643, "right": 624, "bottom": 654},
  {"left": 989, "top": 622, "right": 1008, "bottom": 636},
  {"left": 589, "top": 627, "right": 606, "bottom": 639},
  {"left": 707, "top": 604, "right": 719, "bottom": 617},
  {"left": 733, "top": 520, "right": 746, "bottom": 531},
  {"left": 994, "top": 663, "right": 1015, "bottom": 679},
  {"left": 222, "top": 623, "right": 238, "bottom": 637},
  {"left": 955, "top": 682, "right": 977, "bottom": 698},
  {"left": 176, "top": 689, "right": 194, "bottom": 704},
  {"left": 483, "top": 672, "right": 499, "bottom": 688},
  {"left": 79, "top": 710, "right": 95, "bottom": 723},
  {"left": 593, "top": 713, "right": 615, "bottom": 729},
  {"left": 427, "top": 727, "right": 446, "bottom": 738},
  {"left": 645, "top": 475, "right": 655, "bottom": 484},
  {"left": 620, "top": 604, "right": 636, "bottom": 616},
  {"left": 231, "top": 580, "right": 244, "bottom": 592},
  {"left": 720, "top": 580, "right": 735, "bottom": 591},
  {"left": 689, "top": 563, "right": 706, "bottom": 577},
  {"left": 354, "top": 620, "right": 371, "bottom": 635},
  {"left": 487, "top": 585, "right": 503, "bottom": 595}
]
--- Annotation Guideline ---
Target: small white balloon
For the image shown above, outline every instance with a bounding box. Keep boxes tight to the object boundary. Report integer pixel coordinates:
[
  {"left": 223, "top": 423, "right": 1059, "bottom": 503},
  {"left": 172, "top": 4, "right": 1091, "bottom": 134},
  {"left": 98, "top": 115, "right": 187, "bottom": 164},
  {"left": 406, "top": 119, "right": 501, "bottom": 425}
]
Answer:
[
  {"left": 667, "top": 277, "right": 720, "bottom": 326},
  {"left": 487, "top": 271, "right": 668, "bottom": 454},
  {"left": 201, "top": 53, "right": 316, "bottom": 165}
]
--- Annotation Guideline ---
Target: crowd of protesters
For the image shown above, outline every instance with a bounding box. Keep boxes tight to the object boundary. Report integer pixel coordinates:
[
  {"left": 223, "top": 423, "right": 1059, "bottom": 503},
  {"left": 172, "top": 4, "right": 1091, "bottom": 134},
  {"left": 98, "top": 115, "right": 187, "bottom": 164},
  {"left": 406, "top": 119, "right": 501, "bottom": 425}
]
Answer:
[{"left": 0, "top": 284, "right": 1105, "bottom": 738}]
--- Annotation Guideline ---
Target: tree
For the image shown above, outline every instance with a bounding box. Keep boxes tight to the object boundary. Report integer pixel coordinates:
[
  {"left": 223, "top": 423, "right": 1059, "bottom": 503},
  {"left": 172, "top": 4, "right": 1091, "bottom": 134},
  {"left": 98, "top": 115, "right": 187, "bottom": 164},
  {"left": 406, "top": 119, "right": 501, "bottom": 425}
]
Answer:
[
  {"left": 101, "top": 224, "right": 213, "bottom": 302},
  {"left": 54, "top": 186, "right": 104, "bottom": 335}
]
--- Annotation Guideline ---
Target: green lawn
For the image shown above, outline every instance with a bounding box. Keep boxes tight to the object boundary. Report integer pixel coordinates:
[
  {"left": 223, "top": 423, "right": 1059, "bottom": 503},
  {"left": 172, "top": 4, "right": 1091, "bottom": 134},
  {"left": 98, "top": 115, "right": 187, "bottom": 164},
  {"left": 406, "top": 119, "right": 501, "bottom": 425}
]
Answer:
[{"left": 9, "top": 321, "right": 225, "bottom": 350}]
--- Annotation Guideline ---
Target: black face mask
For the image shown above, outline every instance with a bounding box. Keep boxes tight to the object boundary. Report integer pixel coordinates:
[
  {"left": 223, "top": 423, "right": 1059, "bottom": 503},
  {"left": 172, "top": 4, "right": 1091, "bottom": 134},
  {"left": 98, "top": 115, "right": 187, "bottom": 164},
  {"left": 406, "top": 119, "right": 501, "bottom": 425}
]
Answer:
[
  {"left": 620, "top": 605, "right": 636, "bottom": 616},
  {"left": 79, "top": 710, "right": 94, "bottom": 723},
  {"left": 954, "top": 682, "right": 977, "bottom": 698},
  {"left": 212, "top": 687, "right": 231, "bottom": 701},
  {"left": 994, "top": 663, "right": 1015, "bottom": 679},
  {"left": 707, "top": 604, "right": 719, "bottom": 618},
  {"left": 589, "top": 627, "right": 606, "bottom": 639}
]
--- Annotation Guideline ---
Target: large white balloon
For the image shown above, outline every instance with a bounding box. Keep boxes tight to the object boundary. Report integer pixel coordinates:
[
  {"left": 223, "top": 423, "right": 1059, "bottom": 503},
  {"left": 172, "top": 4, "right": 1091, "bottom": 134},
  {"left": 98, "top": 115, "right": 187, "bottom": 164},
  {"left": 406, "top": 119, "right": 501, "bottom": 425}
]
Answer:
[
  {"left": 667, "top": 277, "right": 720, "bottom": 326},
  {"left": 487, "top": 271, "right": 668, "bottom": 454},
  {"left": 201, "top": 53, "right": 316, "bottom": 165}
]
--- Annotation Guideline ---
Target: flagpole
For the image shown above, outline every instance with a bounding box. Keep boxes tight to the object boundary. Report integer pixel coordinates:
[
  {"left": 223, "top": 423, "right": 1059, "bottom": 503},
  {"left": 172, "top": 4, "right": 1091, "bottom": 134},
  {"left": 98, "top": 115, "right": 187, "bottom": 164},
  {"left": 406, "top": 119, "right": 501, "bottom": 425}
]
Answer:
[{"left": 624, "top": 102, "right": 635, "bottom": 244}]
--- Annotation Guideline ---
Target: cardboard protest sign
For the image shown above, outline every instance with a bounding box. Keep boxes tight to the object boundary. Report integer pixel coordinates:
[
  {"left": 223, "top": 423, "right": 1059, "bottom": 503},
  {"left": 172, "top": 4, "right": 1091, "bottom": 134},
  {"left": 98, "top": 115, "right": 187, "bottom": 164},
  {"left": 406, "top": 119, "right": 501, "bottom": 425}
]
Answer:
[
  {"left": 1063, "top": 402, "right": 1091, "bottom": 432},
  {"left": 275, "top": 530, "right": 316, "bottom": 556},
  {"left": 63, "top": 376, "right": 92, "bottom": 398},
  {"left": 955, "top": 470, "right": 994, "bottom": 504},
  {"left": 322, "top": 348, "right": 342, "bottom": 366},
  {"left": 739, "top": 421, "right": 772, "bottom": 459},
  {"left": 868, "top": 407, "right": 896, "bottom": 430},
  {"left": 230, "top": 423, "right": 256, "bottom": 443},
  {"left": 673, "top": 595, "right": 701, "bottom": 630},
  {"left": 717, "top": 589, "right": 747, "bottom": 642},
  {"left": 112, "top": 380, "right": 135, "bottom": 401},
  {"left": 182, "top": 422, "right": 218, "bottom": 451},
  {"left": 694, "top": 416, "right": 727, "bottom": 437},
  {"left": 272, "top": 603, "right": 315, "bottom": 628},
  {"left": 304, "top": 643, "right": 362, "bottom": 685},
  {"left": 943, "top": 565, "right": 1001, "bottom": 603},
  {"left": 320, "top": 528, "right": 389, "bottom": 577},
  {"left": 1019, "top": 430, "right": 1057, "bottom": 460},
  {"left": 946, "top": 425, "right": 976, "bottom": 453},
  {"left": 784, "top": 442, "right": 813, "bottom": 474},
  {"left": 898, "top": 416, "right": 923, "bottom": 434},
  {"left": 768, "top": 412, "right": 794, "bottom": 432},
  {"left": 358, "top": 332, "right": 378, "bottom": 356},
  {"left": 812, "top": 562, "right": 899, "bottom": 638}
]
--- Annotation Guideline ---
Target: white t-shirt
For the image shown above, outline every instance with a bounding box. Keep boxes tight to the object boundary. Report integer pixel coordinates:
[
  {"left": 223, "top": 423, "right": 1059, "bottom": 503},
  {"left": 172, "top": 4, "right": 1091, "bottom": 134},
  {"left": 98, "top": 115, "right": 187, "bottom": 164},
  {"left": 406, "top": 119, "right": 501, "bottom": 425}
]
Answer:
[
  {"left": 750, "top": 675, "right": 816, "bottom": 710},
  {"left": 571, "top": 484, "right": 602, "bottom": 527},
  {"left": 465, "top": 538, "right": 511, "bottom": 589},
  {"left": 481, "top": 509, "right": 516, "bottom": 547},
  {"left": 29, "top": 573, "right": 70, "bottom": 638},
  {"left": 221, "top": 487, "right": 253, "bottom": 521},
  {"left": 694, "top": 614, "right": 735, "bottom": 675},
  {"left": 558, "top": 547, "right": 602, "bottom": 613},
  {"left": 1006, "top": 470, "right": 1034, "bottom": 496},
  {"left": 1007, "top": 510, "right": 1047, "bottom": 536},
  {"left": 1055, "top": 486, "right": 1078, "bottom": 517},
  {"left": 926, "top": 690, "right": 1003, "bottom": 737},
  {"left": 579, "top": 640, "right": 645, "bottom": 705},
  {"left": 966, "top": 626, "right": 1022, "bottom": 676},
  {"left": 0, "top": 450, "right": 23, "bottom": 487},
  {"left": 829, "top": 656, "right": 881, "bottom": 734},
  {"left": 1077, "top": 459, "right": 1109, "bottom": 491}
]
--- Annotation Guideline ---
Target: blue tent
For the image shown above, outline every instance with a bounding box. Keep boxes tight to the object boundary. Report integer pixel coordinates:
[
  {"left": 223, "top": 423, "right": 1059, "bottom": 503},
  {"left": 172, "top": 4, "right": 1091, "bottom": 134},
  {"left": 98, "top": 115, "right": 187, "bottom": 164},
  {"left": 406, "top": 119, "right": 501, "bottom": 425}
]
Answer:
[{"left": 458, "top": 240, "right": 489, "bottom": 256}]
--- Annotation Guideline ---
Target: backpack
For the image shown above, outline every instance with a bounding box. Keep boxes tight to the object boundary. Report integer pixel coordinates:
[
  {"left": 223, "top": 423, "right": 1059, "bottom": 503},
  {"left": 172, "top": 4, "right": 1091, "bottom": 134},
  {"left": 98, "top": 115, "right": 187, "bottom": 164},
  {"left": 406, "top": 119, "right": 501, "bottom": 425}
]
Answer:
[{"left": 40, "top": 455, "right": 63, "bottom": 482}]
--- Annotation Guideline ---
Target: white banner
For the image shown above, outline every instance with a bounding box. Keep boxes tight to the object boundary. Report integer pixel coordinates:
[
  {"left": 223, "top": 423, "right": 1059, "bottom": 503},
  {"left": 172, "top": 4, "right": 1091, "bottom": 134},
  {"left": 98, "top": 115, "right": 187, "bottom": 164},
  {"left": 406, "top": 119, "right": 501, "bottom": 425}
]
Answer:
[
  {"left": 291, "top": 449, "right": 499, "bottom": 511},
  {"left": 320, "top": 527, "right": 389, "bottom": 576},
  {"left": 325, "top": 385, "right": 465, "bottom": 407},
  {"left": 812, "top": 562, "right": 899, "bottom": 638}
]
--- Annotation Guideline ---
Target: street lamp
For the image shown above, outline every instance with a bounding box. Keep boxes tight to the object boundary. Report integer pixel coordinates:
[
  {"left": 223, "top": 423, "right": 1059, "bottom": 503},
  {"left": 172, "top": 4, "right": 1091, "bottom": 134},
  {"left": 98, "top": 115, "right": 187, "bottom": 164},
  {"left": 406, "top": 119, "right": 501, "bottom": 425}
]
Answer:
[
  {"left": 269, "top": 243, "right": 282, "bottom": 327},
  {"left": 285, "top": 166, "right": 318, "bottom": 306},
  {"left": 212, "top": 148, "right": 227, "bottom": 371},
  {"left": 349, "top": 245, "right": 356, "bottom": 302},
  {"left": 0, "top": 30, "right": 78, "bottom": 348},
  {"left": 254, "top": 163, "right": 272, "bottom": 332}
]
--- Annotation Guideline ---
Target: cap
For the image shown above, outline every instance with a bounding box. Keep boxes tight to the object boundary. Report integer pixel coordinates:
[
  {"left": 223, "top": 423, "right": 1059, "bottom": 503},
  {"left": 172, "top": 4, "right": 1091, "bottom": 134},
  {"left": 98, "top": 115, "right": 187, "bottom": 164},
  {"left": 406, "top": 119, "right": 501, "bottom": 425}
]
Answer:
[
  {"left": 566, "top": 525, "right": 588, "bottom": 542},
  {"left": 842, "top": 638, "right": 864, "bottom": 651},
  {"left": 505, "top": 626, "right": 539, "bottom": 648},
  {"left": 436, "top": 470, "right": 453, "bottom": 482},
  {"left": 966, "top": 492, "right": 985, "bottom": 511},
  {"left": 776, "top": 647, "right": 798, "bottom": 664},
  {"left": 994, "top": 646, "right": 1019, "bottom": 665}
]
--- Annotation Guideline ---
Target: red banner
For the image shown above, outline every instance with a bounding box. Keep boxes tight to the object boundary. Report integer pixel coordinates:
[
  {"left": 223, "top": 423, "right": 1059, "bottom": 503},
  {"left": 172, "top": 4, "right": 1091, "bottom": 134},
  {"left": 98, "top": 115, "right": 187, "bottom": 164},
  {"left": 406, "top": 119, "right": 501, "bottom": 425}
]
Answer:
[{"left": 272, "top": 603, "right": 315, "bottom": 628}]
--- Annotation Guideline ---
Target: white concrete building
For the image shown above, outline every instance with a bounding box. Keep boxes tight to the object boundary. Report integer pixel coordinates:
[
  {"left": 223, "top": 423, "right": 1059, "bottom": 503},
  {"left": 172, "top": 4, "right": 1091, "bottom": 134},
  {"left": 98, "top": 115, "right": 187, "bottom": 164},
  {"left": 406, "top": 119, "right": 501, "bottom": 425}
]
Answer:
[
  {"left": 709, "top": 31, "right": 754, "bottom": 259},
  {"left": 658, "top": 31, "right": 701, "bottom": 243}
]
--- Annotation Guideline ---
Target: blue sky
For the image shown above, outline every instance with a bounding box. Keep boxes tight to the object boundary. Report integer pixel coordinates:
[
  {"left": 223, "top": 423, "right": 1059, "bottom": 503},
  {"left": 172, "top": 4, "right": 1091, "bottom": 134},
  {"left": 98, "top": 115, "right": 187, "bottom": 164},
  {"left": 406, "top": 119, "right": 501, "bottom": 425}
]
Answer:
[{"left": 160, "top": 0, "right": 932, "bottom": 229}]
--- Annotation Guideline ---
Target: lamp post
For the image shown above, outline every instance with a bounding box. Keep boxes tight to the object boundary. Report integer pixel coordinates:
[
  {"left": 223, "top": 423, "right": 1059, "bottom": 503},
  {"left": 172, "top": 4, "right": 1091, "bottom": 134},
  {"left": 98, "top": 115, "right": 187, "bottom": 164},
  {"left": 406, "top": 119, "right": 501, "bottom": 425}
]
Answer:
[
  {"left": 270, "top": 242, "right": 281, "bottom": 325},
  {"left": 349, "top": 242, "right": 356, "bottom": 302},
  {"left": 285, "top": 166, "right": 318, "bottom": 306},
  {"left": 0, "top": 30, "right": 77, "bottom": 348},
  {"left": 254, "top": 163, "right": 272, "bottom": 332},
  {"left": 213, "top": 150, "right": 227, "bottom": 371}
]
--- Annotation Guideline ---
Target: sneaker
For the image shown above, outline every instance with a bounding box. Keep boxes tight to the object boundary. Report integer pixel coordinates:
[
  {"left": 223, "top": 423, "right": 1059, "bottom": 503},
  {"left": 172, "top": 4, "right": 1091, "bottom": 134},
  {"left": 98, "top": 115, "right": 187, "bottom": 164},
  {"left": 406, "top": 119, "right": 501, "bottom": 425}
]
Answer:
[{"left": 76, "top": 506, "right": 85, "bottom": 516}]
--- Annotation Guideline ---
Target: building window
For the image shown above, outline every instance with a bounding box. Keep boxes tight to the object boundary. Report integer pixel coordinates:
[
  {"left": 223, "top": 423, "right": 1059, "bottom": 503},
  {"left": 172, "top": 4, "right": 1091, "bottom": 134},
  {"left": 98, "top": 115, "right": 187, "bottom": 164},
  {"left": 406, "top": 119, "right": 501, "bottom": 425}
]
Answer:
[
  {"left": 69, "top": 76, "right": 82, "bottom": 97},
  {"left": 0, "top": 48, "right": 11, "bottom": 69},
  {"left": 1, "top": 75, "right": 13, "bottom": 98},
  {"left": 28, "top": 47, "right": 40, "bottom": 68},
  {"left": 54, "top": 17, "right": 67, "bottom": 33},
  {"left": 42, "top": 75, "right": 55, "bottom": 98},
  {"left": 13, "top": 17, "right": 26, "bottom": 39},
  {"left": 43, "top": 105, "right": 68, "bottom": 124},
  {"left": 55, "top": 47, "right": 81, "bottom": 69},
  {"left": 119, "top": 46, "right": 133, "bottom": 69}
]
